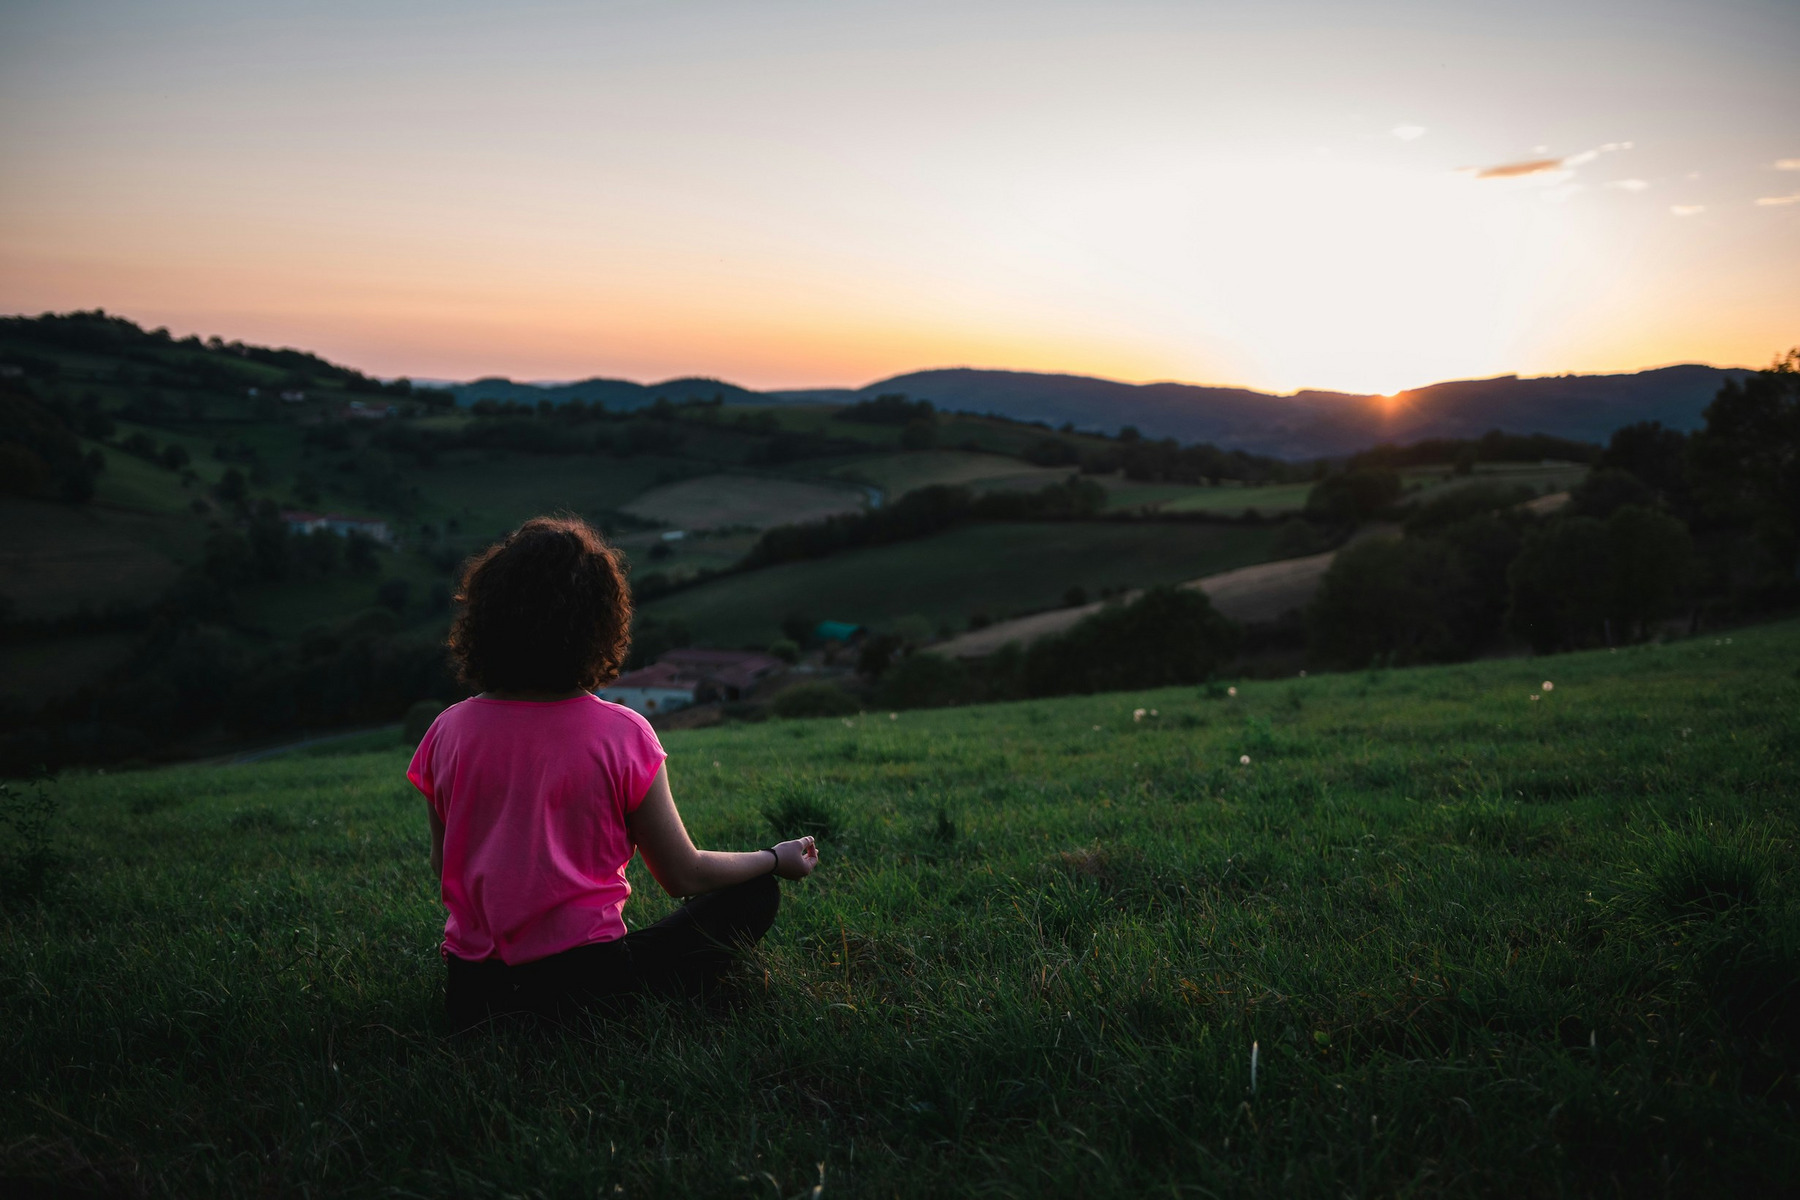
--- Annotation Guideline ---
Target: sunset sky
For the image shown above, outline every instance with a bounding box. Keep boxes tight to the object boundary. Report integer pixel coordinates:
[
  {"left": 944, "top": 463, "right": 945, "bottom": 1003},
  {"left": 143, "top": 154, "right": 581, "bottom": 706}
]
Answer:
[{"left": 2, "top": 0, "right": 1796, "bottom": 395}]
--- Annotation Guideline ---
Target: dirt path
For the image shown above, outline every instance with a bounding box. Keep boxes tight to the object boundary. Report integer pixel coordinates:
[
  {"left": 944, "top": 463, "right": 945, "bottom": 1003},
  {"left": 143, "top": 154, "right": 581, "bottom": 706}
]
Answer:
[{"left": 930, "top": 527, "right": 1397, "bottom": 659}]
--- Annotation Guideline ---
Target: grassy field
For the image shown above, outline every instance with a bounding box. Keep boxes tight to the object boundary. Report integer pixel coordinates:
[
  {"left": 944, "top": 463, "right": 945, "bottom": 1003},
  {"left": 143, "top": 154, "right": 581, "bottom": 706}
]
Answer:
[
  {"left": 828, "top": 451, "right": 1070, "bottom": 497},
  {"left": 643, "top": 521, "right": 1282, "bottom": 646},
  {"left": 1159, "top": 482, "right": 1316, "bottom": 516},
  {"left": 621, "top": 473, "right": 870, "bottom": 531},
  {"left": 0, "top": 496, "right": 188, "bottom": 621},
  {"left": 4, "top": 623, "right": 1796, "bottom": 1196}
]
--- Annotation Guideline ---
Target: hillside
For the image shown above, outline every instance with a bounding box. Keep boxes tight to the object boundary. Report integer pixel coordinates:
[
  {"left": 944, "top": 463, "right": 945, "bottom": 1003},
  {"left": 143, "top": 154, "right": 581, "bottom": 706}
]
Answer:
[
  {"left": 6, "top": 622, "right": 1796, "bottom": 1195},
  {"left": 458, "top": 364, "right": 1749, "bottom": 458},
  {"left": 0, "top": 310, "right": 1320, "bottom": 766}
]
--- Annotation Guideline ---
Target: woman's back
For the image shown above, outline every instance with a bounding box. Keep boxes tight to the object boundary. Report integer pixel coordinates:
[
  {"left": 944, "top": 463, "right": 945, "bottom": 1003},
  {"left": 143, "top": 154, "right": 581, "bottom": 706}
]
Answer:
[{"left": 410, "top": 694, "right": 665, "bottom": 965}]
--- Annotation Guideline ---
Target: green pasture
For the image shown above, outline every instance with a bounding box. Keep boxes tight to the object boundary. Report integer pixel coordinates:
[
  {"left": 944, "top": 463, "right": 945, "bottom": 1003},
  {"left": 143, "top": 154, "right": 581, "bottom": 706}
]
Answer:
[
  {"left": 1158, "top": 481, "right": 1316, "bottom": 516},
  {"left": 4, "top": 623, "right": 1797, "bottom": 1196},
  {"left": 643, "top": 521, "right": 1282, "bottom": 646},
  {"left": 406, "top": 453, "right": 681, "bottom": 542},
  {"left": 1402, "top": 462, "right": 1590, "bottom": 505},
  {"left": 826, "top": 450, "right": 1070, "bottom": 498}
]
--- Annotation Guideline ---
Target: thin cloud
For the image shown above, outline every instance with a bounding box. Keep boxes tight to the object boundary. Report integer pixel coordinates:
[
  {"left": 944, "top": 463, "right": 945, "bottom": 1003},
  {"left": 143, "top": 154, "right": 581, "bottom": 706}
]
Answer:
[
  {"left": 1755, "top": 193, "right": 1800, "bottom": 206},
  {"left": 1562, "top": 140, "right": 1633, "bottom": 167},
  {"left": 1474, "top": 157, "right": 1565, "bottom": 179},
  {"left": 1775, "top": 159, "right": 1800, "bottom": 170},
  {"left": 1390, "top": 124, "right": 1426, "bottom": 141},
  {"left": 1469, "top": 141, "right": 1632, "bottom": 180},
  {"left": 1670, "top": 204, "right": 1705, "bottom": 217},
  {"left": 1607, "top": 179, "right": 1650, "bottom": 192}
]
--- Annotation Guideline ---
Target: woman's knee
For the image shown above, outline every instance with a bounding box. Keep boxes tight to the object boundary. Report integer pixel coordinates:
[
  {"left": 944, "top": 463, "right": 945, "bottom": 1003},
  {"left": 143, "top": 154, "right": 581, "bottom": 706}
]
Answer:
[{"left": 719, "top": 870, "right": 780, "bottom": 938}]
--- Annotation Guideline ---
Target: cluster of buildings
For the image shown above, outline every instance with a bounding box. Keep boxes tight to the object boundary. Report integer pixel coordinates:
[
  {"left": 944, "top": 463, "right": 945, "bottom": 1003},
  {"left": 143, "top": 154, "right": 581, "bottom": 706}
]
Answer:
[
  {"left": 599, "top": 623, "right": 868, "bottom": 717},
  {"left": 280, "top": 510, "right": 395, "bottom": 544},
  {"left": 598, "top": 648, "right": 789, "bottom": 716}
]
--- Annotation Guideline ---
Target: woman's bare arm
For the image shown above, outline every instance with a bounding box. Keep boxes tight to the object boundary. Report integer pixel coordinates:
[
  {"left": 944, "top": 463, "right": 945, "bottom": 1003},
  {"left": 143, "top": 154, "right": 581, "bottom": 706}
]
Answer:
[
  {"left": 627, "top": 764, "right": 818, "bottom": 897},
  {"left": 428, "top": 807, "right": 445, "bottom": 879}
]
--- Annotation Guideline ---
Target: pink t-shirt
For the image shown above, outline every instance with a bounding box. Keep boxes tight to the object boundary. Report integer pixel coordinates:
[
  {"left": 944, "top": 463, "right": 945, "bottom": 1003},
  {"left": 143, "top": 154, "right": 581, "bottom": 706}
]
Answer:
[{"left": 407, "top": 695, "right": 667, "bottom": 965}]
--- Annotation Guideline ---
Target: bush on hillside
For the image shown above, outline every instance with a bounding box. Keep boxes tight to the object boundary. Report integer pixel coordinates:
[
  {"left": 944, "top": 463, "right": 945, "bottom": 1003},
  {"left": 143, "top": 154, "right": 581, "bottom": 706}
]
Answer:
[
  {"left": 1308, "top": 537, "right": 1476, "bottom": 668},
  {"left": 876, "top": 652, "right": 974, "bottom": 710},
  {"left": 0, "top": 383, "right": 99, "bottom": 503},
  {"left": 1304, "top": 468, "right": 1402, "bottom": 525},
  {"left": 1506, "top": 504, "right": 1693, "bottom": 651},
  {"left": 402, "top": 699, "right": 448, "bottom": 746},
  {"left": 770, "top": 682, "right": 860, "bottom": 719},
  {"left": 1689, "top": 350, "right": 1800, "bottom": 579},
  {"left": 1566, "top": 468, "right": 1659, "bottom": 520},
  {"left": 1024, "top": 586, "right": 1239, "bottom": 696},
  {"left": 1403, "top": 483, "right": 1535, "bottom": 535}
]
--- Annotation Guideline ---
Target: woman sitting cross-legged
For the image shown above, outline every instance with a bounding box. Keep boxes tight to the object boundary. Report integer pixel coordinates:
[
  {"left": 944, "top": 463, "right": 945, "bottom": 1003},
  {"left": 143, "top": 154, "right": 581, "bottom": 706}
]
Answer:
[{"left": 407, "top": 515, "right": 819, "bottom": 1031}]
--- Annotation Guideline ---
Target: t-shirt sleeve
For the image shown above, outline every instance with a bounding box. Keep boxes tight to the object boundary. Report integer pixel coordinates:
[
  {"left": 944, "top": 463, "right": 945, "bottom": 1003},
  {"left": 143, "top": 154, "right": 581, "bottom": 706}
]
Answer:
[
  {"left": 406, "top": 720, "right": 441, "bottom": 815},
  {"left": 611, "top": 705, "right": 668, "bottom": 814}
]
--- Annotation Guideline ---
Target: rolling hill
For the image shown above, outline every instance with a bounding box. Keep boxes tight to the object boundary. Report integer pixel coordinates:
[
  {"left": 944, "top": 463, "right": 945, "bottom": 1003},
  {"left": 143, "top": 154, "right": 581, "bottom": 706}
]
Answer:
[{"left": 453, "top": 363, "right": 1750, "bottom": 459}]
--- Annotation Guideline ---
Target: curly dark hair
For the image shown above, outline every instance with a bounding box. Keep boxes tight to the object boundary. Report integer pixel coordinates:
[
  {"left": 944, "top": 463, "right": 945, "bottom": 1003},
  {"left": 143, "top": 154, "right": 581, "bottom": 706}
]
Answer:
[{"left": 448, "top": 515, "right": 633, "bottom": 694}]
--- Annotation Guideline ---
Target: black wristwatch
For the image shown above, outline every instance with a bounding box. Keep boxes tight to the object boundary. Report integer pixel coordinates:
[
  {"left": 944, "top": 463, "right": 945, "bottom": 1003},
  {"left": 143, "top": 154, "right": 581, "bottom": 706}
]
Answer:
[{"left": 764, "top": 847, "right": 780, "bottom": 874}]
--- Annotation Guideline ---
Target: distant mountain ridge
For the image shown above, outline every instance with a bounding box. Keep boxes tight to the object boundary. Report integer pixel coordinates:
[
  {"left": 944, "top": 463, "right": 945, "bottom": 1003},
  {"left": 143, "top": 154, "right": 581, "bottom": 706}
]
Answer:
[{"left": 450, "top": 363, "right": 1750, "bottom": 459}]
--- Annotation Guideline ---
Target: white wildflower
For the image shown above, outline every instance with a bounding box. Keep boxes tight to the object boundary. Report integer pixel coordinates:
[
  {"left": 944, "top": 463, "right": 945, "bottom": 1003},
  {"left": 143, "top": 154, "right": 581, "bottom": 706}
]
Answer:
[
  {"left": 1092, "top": 724, "right": 1102, "bottom": 731},
  {"left": 1542, "top": 681, "right": 1554, "bottom": 692},
  {"left": 1149, "top": 709, "right": 1158, "bottom": 716},
  {"left": 1133, "top": 708, "right": 1146, "bottom": 721},
  {"left": 1240, "top": 754, "right": 1251, "bottom": 765},
  {"left": 888, "top": 712, "right": 898, "bottom": 720},
  {"left": 1530, "top": 694, "right": 1541, "bottom": 702},
  {"left": 1227, "top": 686, "right": 1238, "bottom": 697}
]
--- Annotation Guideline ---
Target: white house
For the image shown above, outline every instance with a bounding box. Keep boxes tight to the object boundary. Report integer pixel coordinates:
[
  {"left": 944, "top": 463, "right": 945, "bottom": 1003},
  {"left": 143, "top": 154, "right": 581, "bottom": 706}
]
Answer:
[
  {"left": 281, "top": 510, "right": 394, "bottom": 544},
  {"left": 597, "top": 662, "right": 698, "bottom": 716}
]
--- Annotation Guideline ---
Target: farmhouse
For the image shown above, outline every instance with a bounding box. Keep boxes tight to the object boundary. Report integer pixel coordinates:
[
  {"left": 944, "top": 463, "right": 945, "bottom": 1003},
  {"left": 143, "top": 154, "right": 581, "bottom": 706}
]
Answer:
[
  {"left": 597, "top": 648, "right": 788, "bottom": 715},
  {"left": 281, "top": 510, "right": 394, "bottom": 544},
  {"left": 658, "top": 647, "right": 786, "bottom": 701},
  {"left": 345, "top": 400, "right": 398, "bottom": 420},
  {"left": 597, "top": 663, "right": 699, "bottom": 716}
]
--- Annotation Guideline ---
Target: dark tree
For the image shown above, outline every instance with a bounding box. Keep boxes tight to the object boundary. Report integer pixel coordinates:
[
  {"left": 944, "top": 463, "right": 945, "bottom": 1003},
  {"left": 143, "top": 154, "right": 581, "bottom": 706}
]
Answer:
[{"left": 1688, "top": 351, "right": 1800, "bottom": 578}]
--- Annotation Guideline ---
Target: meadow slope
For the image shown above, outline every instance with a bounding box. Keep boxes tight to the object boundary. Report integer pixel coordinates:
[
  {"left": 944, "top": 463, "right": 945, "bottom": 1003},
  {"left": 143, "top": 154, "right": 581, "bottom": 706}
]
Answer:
[{"left": 2, "top": 625, "right": 1797, "bottom": 1197}]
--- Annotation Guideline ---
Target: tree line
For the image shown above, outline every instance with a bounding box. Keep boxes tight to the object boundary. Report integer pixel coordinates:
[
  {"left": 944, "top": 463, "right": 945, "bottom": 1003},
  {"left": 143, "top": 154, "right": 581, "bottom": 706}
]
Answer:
[{"left": 1306, "top": 352, "right": 1800, "bottom": 666}]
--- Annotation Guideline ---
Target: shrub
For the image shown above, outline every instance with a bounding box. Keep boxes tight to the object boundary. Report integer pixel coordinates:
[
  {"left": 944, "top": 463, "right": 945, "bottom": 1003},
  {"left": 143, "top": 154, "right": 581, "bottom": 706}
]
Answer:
[
  {"left": 770, "top": 682, "right": 859, "bottom": 719},
  {"left": 761, "top": 784, "right": 842, "bottom": 841},
  {"left": 1506, "top": 504, "right": 1692, "bottom": 651},
  {"left": 876, "top": 653, "right": 972, "bottom": 710},
  {"left": 1025, "top": 586, "right": 1239, "bottom": 696},
  {"left": 402, "top": 698, "right": 448, "bottom": 746},
  {"left": 1304, "top": 468, "right": 1402, "bottom": 524}
]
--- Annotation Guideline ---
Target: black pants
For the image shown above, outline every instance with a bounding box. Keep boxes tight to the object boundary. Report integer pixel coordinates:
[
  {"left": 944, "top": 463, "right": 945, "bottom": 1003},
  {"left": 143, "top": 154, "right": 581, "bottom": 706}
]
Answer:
[{"left": 445, "top": 872, "right": 779, "bottom": 1031}]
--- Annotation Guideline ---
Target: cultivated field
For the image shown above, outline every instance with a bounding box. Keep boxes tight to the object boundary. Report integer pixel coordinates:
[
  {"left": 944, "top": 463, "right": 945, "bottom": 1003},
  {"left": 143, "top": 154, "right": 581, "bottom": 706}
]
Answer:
[
  {"left": 933, "top": 549, "right": 1342, "bottom": 658},
  {"left": 621, "top": 473, "right": 870, "bottom": 531},
  {"left": 643, "top": 521, "right": 1282, "bottom": 646},
  {"left": 4, "top": 624, "right": 1796, "bottom": 1196},
  {"left": 829, "top": 450, "right": 1069, "bottom": 497},
  {"left": 0, "top": 496, "right": 187, "bottom": 620}
]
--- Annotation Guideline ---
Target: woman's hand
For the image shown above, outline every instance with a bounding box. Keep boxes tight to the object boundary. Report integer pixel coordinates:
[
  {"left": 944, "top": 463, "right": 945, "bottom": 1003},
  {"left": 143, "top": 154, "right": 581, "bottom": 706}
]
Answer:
[{"left": 771, "top": 836, "right": 819, "bottom": 880}]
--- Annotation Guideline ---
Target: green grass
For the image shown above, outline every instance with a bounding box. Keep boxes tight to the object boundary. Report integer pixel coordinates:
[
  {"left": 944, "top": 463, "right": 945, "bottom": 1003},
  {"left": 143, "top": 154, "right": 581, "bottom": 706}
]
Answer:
[
  {"left": 643, "top": 521, "right": 1282, "bottom": 645},
  {"left": 4, "top": 624, "right": 1797, "bottom": 1196},
  {"left": 1159, "top": 482, "right": 1316, "bottom": 516},
  {"left": 828, "top": 450, "right": 1069, "bottom": 497}
]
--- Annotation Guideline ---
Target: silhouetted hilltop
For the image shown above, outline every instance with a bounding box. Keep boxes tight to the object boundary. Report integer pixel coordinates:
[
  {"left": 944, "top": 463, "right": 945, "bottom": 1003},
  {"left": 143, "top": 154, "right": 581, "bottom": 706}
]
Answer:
[
  {"left": 451, "top": 375, "right": 763, "bottom": 409},
  {"left": 442, "top": 361, "right": 1749, "bottom": 459},
  {"left": 838, "top": 365, "right": 1749, "bottom": 458}
]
